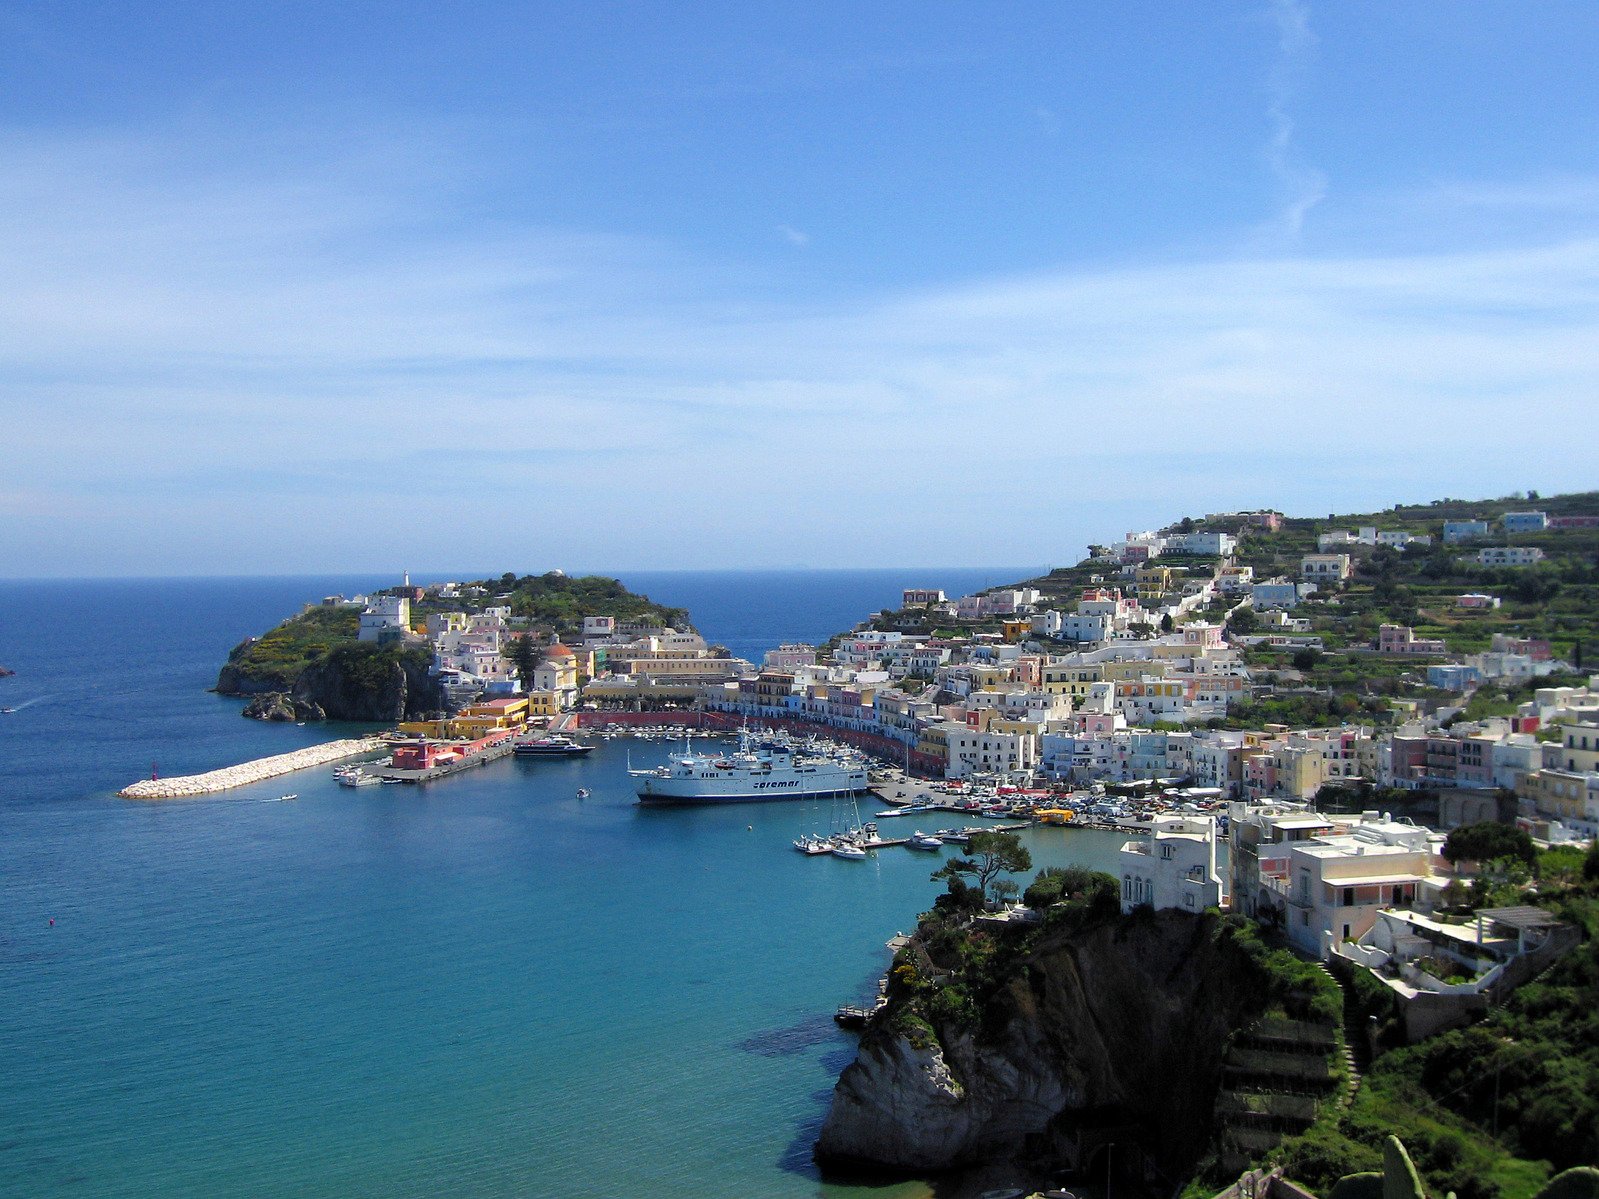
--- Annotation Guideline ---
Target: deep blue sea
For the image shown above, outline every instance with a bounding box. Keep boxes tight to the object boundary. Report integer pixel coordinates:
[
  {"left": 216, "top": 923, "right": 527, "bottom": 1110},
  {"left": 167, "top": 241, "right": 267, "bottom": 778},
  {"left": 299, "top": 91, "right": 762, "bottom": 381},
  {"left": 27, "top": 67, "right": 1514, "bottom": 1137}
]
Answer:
[{"left": 0, "top": 570, "right": 1133, "bottom": 1199}]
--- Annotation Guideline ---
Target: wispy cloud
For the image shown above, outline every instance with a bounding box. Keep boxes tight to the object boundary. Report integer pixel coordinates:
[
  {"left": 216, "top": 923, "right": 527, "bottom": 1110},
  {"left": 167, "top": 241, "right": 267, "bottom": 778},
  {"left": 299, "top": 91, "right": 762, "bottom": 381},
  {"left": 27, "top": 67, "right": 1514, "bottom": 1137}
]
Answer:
[
  {"left": 1263, "top": 0, "right": 1327, "bottom": 239},
  {"left": 775, "top": 223, "right": 809, "bottom": 247},
  {"left": 0, "top": 127, "right": 1595, "bottom": 573}
]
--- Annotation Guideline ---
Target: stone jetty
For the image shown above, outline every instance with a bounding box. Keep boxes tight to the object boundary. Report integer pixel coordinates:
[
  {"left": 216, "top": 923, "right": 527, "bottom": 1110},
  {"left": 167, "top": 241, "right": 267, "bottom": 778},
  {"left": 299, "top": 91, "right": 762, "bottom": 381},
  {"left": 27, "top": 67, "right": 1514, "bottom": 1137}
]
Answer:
[{"left": 119, "top": 738, "right": 387, "bottom": 799}]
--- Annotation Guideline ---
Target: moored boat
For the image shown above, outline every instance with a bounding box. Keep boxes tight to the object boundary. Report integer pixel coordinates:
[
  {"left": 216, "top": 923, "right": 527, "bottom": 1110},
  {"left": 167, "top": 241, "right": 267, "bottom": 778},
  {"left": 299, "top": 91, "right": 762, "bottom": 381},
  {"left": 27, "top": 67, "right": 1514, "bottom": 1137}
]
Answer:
[
  {"left": 632, "top": 730, "right": 868, "bottom": 806},
  {"left": 512, "top": 734, "right": 595, "bottom": 758}
]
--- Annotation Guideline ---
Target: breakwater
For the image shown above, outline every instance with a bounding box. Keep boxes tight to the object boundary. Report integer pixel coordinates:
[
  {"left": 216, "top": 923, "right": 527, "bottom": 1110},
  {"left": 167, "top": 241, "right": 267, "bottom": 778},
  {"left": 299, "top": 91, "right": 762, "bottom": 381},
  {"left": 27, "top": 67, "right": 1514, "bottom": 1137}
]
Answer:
[{"left": 118, "top": 738, "right": 387, "bottom": 799}]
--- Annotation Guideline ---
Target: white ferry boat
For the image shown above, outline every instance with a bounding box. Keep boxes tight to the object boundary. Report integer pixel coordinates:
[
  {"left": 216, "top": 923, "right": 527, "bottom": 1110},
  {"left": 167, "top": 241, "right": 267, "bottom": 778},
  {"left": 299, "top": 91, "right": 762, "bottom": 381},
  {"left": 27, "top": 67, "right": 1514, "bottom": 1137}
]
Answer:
[{"left": 631, "top": 732, "right": 869, "bottom": 806}]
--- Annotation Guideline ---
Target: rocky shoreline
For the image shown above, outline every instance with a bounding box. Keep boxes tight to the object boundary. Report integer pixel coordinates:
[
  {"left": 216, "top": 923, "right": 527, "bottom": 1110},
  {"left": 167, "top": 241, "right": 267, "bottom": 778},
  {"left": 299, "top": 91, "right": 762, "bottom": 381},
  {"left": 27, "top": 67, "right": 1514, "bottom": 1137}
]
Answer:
[{"left": 815, "top": 907, "right": 1333, "bottom": 1194}]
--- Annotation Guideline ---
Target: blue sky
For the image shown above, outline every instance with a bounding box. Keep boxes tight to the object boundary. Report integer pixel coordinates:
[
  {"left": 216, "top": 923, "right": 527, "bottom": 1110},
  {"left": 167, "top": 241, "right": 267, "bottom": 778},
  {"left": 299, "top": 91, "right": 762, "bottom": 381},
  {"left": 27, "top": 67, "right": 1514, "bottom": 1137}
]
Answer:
[{"left": 2, "top": 2, "right": 1597, "bottom": 576}]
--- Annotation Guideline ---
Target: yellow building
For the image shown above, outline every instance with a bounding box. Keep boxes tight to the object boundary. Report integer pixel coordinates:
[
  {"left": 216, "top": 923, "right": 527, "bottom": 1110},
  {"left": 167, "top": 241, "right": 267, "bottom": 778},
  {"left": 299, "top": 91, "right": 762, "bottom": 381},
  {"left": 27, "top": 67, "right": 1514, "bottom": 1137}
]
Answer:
[
  {"left": 523, "top": 690, "right": 560, "bottom": 721},
  {"left": 916, "top": 723, "right": 953, "bottom": 770},
  {"left": 1042, "top": 661, "right": 1104, "bottom": 698},
  {"left": 1559, "top": 722, "right": 1599, "bottom": 774},
  {"left": 1135, "top": 565, "right": 1177, "bottom": 595},
  {"left": 398, "top": 696, "right": 529, "bottom": 739}
]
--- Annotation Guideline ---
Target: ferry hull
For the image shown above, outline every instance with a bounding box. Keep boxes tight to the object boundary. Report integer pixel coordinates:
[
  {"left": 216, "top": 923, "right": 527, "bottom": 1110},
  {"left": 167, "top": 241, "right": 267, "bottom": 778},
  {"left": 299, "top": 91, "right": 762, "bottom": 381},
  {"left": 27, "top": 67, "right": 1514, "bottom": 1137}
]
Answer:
[{"left": 636, "top": 784, "right": 869, "bottom": 806}]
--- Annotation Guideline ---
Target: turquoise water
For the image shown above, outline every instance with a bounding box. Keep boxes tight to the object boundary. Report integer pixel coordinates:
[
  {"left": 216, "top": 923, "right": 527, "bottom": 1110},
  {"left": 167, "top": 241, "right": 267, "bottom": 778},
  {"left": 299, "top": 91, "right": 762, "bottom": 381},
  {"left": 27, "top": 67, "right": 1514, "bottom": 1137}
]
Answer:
[{"left": 1, "top": 572, "right": 1131, "bottom": 1198}]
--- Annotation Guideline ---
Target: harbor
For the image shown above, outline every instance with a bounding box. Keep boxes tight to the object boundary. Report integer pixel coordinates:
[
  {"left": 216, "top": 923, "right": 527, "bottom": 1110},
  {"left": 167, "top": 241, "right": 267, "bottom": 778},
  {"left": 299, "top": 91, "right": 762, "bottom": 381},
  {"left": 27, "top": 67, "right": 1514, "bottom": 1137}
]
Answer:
[{"left": 118, "top": 737, "right": 387, "bottom": 799}]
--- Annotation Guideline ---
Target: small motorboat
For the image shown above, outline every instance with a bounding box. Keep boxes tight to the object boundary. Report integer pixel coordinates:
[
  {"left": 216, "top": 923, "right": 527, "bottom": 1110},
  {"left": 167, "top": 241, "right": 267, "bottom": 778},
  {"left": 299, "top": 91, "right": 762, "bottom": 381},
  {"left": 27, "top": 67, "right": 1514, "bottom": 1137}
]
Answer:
[
  {"left": 576, "top": 788, "right": 591, "bottom": 799},
  {"left": 831, "top": 843, "right": 868, "bottom": 860},
  {"left": 279, "top": 794, "right": 298, "bottom": 801},
  {"left": 907, "top": 831, "right": 945, "bottom": 851}
]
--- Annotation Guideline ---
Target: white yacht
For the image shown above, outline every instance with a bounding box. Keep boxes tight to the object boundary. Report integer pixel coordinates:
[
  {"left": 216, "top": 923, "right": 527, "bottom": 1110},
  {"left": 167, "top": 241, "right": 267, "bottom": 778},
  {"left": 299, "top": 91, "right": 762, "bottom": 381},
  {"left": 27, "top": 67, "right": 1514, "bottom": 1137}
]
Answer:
[{"left": 632, "top": 731, "right": 869, "bottom": 806}]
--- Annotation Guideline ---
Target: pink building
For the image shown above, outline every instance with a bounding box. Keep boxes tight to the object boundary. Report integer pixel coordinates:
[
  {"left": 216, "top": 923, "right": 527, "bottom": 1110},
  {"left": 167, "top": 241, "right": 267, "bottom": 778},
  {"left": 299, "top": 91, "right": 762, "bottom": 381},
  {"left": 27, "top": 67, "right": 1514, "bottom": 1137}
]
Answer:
[{"left": 1377, "top": 624, "right": 1447, "bottom": 655}]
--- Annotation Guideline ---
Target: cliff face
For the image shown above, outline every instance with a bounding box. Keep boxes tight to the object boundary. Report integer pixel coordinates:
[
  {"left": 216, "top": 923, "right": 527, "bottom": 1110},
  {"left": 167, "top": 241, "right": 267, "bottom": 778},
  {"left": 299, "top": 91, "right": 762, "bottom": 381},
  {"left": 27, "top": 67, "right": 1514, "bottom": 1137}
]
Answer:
[
  {"left": 216, "top": 661, "right": 289, "bottom": 696},
  {"left": 288, "top": 647, "right": 438, "bottom": 722},
  {"left": 220, "top": 645, "right": 438, "bottom": 722},
  {"left": 818, "top": 911, "right": 1291, "bottom": 1181}
]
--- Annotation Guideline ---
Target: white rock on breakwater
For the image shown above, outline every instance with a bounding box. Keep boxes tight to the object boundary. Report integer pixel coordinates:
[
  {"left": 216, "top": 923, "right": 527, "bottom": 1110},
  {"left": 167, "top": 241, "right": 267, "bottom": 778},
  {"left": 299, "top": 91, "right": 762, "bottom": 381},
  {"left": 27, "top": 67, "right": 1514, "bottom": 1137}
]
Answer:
[{"left": 119, "top": 738, "right": 387, "bottom": 799}]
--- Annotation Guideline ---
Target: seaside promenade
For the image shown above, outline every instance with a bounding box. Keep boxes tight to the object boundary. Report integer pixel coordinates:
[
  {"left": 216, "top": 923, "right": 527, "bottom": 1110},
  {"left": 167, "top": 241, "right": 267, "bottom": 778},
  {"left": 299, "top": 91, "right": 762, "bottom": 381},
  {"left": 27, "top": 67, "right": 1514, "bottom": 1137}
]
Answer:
[{"left": 119, "top": 738, "right": 386, "bottom": 799}]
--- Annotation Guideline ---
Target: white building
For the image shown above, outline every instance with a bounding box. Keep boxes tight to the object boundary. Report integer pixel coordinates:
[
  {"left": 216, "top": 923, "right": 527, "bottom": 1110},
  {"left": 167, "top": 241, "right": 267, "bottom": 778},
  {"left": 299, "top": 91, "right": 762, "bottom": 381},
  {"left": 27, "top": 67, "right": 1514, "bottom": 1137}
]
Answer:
[
  {"left": 358, "top": 595, "right": 411, "bottom": 643},
  {"left": 1164, "top": 531, "right": 1237, "bottom": 556},
  {"left": 1119, "top": 814, "right": 1226, "bottom": 914},
  {"left": 1277, "top": 820, "right": 1445, "bottom": 958},
  {"left": 945, "top": 725, "right": 1038, "bottom": 780},
  {"left": 581, "top": 615, "right": 616, "bottom": 642},
  {"left": 1476, "top": 547, "right": 1545, "bottom": 567},
  {"left": 1300, "top": 554, "right": 1352, "bottom": 582}
]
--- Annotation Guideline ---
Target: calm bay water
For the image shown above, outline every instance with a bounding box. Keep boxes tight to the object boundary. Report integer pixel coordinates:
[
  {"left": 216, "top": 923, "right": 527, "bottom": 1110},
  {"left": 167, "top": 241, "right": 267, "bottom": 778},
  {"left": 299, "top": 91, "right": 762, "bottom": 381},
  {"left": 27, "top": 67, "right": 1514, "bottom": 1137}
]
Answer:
[{"left": 0, "top": 570, "right": 1131, "bottom": 1198}]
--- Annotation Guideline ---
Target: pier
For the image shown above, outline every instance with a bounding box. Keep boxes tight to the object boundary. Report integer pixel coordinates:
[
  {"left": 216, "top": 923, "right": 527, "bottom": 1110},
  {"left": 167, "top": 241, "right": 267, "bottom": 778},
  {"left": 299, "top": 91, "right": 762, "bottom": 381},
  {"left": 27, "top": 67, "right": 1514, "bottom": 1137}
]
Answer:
[
  {"left": 372, "top": 738, "right": 516, "bottom": 783},
  {"left": 120, "top": 738, "right": 387, "bottom": 799}
]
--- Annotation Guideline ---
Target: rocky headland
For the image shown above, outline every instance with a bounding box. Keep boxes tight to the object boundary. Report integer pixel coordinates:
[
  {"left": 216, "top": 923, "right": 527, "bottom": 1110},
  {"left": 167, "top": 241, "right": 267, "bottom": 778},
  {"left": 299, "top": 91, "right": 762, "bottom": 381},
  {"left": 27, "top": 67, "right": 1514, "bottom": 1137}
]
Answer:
[
  {"left": 220, "top": 642, "right": 440, "bottom": 722},
  {"left": 816, "top": 875, "right": 1340, "bottom": 1195}
]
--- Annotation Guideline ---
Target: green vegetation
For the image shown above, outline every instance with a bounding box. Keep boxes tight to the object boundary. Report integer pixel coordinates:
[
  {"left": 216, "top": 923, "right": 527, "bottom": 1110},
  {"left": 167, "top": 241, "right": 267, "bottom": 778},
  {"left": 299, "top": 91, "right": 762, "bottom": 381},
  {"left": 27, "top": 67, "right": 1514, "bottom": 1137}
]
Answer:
[
  {"left": 219, "top": 605, "right": 359, "bottom": 689},
  {"left": 503, "top": 634, "right": 540, "bottom": 691},
  {"left": 929, "top": 831, "right": 1032, "bottom": 906},
  {"left": 220, "top": 572, "right": 688, "bottom": 697},
  {"left": 477, "top": 572, "right": 690, "bottom": 637},
  {"left": 1442, "top": 822, "right": 1537, "bottom": 869},
  {"left": 1270, "top": 882, "right": 1599, "bottom": 1199}
]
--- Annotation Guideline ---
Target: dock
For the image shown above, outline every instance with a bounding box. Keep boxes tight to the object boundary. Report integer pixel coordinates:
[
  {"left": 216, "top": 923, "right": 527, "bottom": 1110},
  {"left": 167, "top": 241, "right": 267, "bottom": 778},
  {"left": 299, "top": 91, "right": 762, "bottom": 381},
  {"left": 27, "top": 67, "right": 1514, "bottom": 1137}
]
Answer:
[
  {"left": 372, "top": 739, "right": 516, "bottom": 784},
  {"left": 119, "top": 737, "right": 388, "bottom": 799}
]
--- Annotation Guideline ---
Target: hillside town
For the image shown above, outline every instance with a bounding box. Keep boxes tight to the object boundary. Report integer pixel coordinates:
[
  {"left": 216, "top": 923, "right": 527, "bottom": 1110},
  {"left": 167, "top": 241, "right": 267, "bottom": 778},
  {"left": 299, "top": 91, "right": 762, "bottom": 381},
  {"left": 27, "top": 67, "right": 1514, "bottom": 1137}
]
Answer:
[
  {"left": 320, "top": 503, "right": 1599, "bottom": 847},
  {"left": 238, "top": 499, "right": 1594, "bottom": 998}
]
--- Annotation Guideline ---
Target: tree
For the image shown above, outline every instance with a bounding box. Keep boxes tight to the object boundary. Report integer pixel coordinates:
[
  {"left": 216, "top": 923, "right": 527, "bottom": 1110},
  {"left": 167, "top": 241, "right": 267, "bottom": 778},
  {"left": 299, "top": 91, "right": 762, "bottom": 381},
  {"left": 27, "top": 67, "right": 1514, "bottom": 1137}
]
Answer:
[
  {"left": 1160, "top": 612, "right": 1174, "bottom": 633},
  {"left": 1585, "top": 841, "right": 1599, "bottom": 883},
  {"left": 1292, "top": 647, "right": 1323, "bottom": 671},
  {"left": 1227, "top": 606, "right": 1258, "bottom": 635},
  {"left": 1441, "top": 821, "right": 1536, "bottom": 869},
  {"left": 503, "top": 634, "right": 541, "bottom": 692},
  {"left": 931, "top": 831, "right": 1033, "bottom": 906}
]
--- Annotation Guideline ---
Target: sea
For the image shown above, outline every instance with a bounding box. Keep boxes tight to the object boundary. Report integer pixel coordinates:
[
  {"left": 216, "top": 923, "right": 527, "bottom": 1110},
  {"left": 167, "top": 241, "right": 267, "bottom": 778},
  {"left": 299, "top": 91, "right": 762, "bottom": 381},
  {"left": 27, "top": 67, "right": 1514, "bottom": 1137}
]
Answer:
[{"left": 0, "top": 569, "right": 1138, "bottom": 1199}]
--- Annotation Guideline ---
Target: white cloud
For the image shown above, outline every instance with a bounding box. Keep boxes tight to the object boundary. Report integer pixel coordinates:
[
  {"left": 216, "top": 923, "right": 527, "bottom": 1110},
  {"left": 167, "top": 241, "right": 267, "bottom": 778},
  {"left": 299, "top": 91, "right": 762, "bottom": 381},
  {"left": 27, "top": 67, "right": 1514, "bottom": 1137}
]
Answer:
[
  {"left": 1262, "top": 0, "right": 1327, "bottom": 239},
  {"left": 0, "top": 128, "right": 1595, "bottom": 574},
  {"left": 775, "top": 224, "right": 809, "bottom": 247}
]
